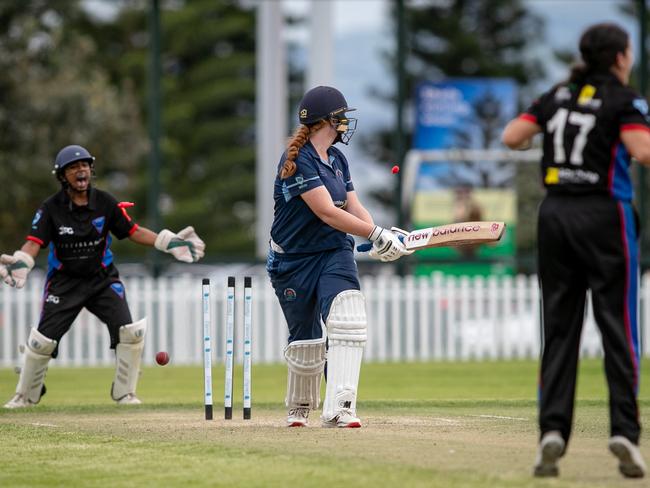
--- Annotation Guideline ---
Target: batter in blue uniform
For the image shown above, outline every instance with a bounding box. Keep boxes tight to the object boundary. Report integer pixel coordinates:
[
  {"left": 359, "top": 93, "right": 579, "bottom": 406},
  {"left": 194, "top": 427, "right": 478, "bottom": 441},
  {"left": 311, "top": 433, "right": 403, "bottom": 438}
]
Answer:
[{"left": 267, "top": 86, "right": 410, "bottom": 428}]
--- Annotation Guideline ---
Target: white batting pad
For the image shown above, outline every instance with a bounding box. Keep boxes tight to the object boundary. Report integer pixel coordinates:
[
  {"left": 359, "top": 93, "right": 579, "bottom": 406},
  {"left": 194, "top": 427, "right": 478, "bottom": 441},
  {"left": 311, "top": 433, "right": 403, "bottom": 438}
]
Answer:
[
  {"left": 322, "top": 290, "right": 367, "bottom": 421},
  {"left": 111, "top": 318, "right": 147, "bottom": 401},
  {"left": 14, "top": 328, "right": 57, "bottom": 404},
  {"left": 284, "top": 337, "right": 326, "bottom": 409}
]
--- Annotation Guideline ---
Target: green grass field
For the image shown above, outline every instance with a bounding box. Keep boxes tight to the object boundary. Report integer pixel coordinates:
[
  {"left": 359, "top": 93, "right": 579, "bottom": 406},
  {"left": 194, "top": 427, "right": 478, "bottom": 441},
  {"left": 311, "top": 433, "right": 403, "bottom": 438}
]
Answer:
[{"left": 1, "top": 359, "right": 649, "bottom": 487}]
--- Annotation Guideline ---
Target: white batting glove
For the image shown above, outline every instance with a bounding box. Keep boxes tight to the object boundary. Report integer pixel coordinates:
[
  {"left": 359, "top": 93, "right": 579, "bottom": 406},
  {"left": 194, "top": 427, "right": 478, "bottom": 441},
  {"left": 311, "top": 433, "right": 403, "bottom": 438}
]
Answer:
[
  {"left": 389, "top": 227, "right": 415, "bottom": 255},
  {"left": 154, "top": 226, "right": 206, "bottom": 263},
  {"left": 367, "top": 226, "right": 408, "bottom": 262},
  {"left": 0, "top": 251, "right": 35, "bottom": 288}
]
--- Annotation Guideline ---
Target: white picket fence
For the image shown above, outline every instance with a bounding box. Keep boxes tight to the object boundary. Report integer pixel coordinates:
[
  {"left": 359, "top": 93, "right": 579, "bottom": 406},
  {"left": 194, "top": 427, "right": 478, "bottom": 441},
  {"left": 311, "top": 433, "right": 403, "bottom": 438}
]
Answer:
[{"left": 1, "top": 272, "right": 649, "bottom": 368}]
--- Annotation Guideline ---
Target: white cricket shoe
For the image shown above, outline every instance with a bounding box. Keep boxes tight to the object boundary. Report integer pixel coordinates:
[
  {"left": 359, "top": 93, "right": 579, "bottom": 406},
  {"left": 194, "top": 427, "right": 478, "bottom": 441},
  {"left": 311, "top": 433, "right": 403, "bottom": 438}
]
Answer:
[
  {"left": 321, "top": 409, "right": 361, "bottom": 428},
  {"left": 609, "top": 436, "right": 646, "bottom": 478},
  {"left": 116, "top": 393, "right": 142, "bottom": 405},
  {"left": 533, "top": 430, "right": 565, "bottom": 477},
  {"left": 4, "top": 393, "right": 35, "bottom": 409},
  {"left": 287, "top": 407, "right": 310, "bottom": 427}
]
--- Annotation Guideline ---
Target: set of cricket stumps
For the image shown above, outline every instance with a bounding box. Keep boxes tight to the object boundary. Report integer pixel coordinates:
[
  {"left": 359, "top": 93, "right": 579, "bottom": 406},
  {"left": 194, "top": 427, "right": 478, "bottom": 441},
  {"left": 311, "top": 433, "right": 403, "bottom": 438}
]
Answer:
[
  {"left": 198, "top": 221, "right": 505, "bottom": 420},
  {"left": 202, "top": 276, "right": 252, "bottom": 420}
]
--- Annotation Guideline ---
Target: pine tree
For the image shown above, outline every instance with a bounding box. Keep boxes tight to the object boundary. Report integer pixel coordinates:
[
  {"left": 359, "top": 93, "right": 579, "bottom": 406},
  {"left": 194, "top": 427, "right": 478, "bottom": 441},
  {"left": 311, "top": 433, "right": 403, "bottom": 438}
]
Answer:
[
  {"left": 85, "top": 0, "right": 257, "bottom": 258},
  {"left": 0, "top": 1, "right": 146, "bottom": 251},
  {"left": 366, "top": 0, "right": 546, "bottom": 269},
  {"left": 370, "top": 0, "right": 544, "bottom": 172}
]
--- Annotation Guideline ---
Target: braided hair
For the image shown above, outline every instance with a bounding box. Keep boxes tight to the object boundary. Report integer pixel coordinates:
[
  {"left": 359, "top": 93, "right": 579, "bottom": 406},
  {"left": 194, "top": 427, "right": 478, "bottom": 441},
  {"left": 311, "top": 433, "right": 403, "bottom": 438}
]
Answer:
[{"left": 280, "top": 120, "right": 328, "bottom": 179}]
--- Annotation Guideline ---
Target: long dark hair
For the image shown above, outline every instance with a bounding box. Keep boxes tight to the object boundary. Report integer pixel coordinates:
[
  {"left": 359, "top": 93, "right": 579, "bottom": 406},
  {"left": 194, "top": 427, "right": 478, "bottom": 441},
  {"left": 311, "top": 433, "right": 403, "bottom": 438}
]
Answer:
[{"left": 569, "top": 23, "right": 629, "bottom": 84}]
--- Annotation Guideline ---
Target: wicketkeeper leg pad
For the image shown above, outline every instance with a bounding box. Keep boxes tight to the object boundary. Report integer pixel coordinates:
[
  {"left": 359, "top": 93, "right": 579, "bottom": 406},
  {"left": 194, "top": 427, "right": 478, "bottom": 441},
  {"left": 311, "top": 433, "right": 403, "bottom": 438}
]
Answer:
[
  {"left": 284, "top": 337, "right": 326, "bottom": 409},
  {"left": 14, "top": 328, "right": 57, "bottom": 405},
  {"left": 111, "top": 318, "right": 147, "bottom": 401},
  {"left": 322, "top": 290, "right": 367, "bottom": 421}
]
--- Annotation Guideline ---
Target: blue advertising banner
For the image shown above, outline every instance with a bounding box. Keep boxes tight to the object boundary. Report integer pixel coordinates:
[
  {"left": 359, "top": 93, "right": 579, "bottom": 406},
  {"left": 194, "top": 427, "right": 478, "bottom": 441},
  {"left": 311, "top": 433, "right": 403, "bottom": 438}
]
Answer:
[
  {"left": 410, "top": 79, "right": 518, "bottom": 276},
  {"left": 414, "top": 78, "right": 517, "bottom": 151}
]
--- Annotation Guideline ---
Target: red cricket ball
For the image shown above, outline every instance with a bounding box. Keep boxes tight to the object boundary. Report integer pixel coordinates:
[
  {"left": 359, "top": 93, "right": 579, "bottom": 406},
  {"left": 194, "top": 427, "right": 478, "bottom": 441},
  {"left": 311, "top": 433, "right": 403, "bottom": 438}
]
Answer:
[
  {"left": 155, "top": 351, "right": 170, "bottom": 366},
  {"left": 391, "top": 165, "right": 400, "bottom": 174}
]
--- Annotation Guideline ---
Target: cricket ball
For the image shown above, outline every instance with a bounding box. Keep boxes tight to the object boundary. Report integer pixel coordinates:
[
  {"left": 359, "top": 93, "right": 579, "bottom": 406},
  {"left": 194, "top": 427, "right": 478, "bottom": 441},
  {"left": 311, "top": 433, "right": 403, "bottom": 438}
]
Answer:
[
  {"left": 391, "top": 165, "right": 400, "bottom": 174},
  {"left": 155, "top": 351, "right": 170, "bottom": 366}
]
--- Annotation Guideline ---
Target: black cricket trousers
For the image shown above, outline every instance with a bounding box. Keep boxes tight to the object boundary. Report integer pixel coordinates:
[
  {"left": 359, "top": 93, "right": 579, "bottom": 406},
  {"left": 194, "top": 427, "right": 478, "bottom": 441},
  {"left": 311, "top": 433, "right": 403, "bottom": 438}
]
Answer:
[{"left": 537, "top": 194, "right": 641, "bottom": 444}]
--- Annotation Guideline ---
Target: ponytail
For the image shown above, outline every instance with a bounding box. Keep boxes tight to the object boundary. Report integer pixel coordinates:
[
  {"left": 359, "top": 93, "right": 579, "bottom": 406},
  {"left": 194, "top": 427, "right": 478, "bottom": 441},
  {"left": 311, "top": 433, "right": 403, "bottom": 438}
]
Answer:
[
  {"left": 280, "top": 120, "right": 328, "bottom": 179},
  {"left": 568, "top": 23, "right": 629, "bottom": 85},
  {"left": 568, "top": 63, "right": 589, "bottom": 85}
]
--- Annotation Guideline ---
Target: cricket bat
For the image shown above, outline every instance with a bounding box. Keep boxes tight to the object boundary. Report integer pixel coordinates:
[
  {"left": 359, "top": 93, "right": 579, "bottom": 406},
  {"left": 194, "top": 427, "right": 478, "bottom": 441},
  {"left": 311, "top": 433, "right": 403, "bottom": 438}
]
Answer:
[{"left": 357, "top": 221, "right": 506, "bottom": 252}]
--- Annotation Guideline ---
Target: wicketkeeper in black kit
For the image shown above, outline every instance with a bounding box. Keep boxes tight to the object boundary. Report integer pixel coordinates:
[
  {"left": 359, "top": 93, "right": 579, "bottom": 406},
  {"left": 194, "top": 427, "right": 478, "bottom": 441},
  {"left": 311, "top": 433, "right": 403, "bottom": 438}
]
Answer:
[
  {"left": 2, "top": 145, "right": 206, "bottom": 408},
  {"left": 503, "top": 23, "right": 650, "bottom": 478}
]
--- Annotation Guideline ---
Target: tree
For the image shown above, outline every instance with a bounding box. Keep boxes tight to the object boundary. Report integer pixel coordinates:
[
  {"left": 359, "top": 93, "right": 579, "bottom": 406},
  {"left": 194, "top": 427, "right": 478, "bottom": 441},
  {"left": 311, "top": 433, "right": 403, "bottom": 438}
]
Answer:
[
  {"left": 368, "top": 0, "right": 544, "bottom": 165},
  {"left": 83, "top": 0, "right": 257, "bottom": 259},
  {"left": 365, "top": 0, "right": 546, "bottom": 268},
  {"left": 0, "top": 1, "right": 147, "bottom": 252}
]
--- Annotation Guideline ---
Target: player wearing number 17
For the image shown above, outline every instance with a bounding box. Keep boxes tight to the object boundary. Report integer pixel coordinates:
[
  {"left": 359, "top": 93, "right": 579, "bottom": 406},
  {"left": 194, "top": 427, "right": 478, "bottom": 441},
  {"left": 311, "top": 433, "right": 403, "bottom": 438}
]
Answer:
[{"left": 502, "top": 23, "right": 650, "bottom": 479}]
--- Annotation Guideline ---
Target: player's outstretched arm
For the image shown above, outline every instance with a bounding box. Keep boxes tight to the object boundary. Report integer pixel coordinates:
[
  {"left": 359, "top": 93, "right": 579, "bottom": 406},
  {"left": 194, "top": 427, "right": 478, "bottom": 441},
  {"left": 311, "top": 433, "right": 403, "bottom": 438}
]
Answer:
[
  {"left": 0, "top": 241, "right": 39, "bottom": 288},
  {"left": 501, "top": 117, "right": 541, "bottom": 150},
  {"left": 621, "top": 130, "right": 650, "bottom": 165},
  {"left": 345, "top": 191, "right": 373, "bottom": 225},
  {"left": 129, "top": 225, "right": 206, "bottom": 263},
  {"left": 301, "top": 186, "right": 408, "bottom": 262}
]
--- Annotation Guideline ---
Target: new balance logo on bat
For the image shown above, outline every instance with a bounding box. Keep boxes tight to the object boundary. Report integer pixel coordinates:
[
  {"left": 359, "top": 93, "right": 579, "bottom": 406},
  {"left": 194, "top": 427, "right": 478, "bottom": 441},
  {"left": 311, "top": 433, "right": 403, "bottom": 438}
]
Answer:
[
  {"left": 406, "top": 224, "right": 481, "bottom": 244},
  {"left": 400, "top": 221, "right": 506, "bottom": 251}
]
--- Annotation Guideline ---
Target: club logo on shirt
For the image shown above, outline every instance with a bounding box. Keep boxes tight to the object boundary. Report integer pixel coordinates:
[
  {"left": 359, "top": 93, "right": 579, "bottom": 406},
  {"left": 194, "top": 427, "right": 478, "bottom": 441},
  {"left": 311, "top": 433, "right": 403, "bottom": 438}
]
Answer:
[
  {"left": 110, "top": 282, "right": 125, "bottom": 299},
  {"left": 577, "top": 84, "right": 595, "bottom": 104},
  {"left": 295, "top": 174, "right": 311, "bottom": 190},
  {"left": 554, "top": 86, "right": 571, "bottom": 102},
  {"left": 31, "top": 210, "right": 42, "bottom": 229},
  {"left": 577, "top": 84, "right": 601, "bottom": 109},
  {"left": 633, "top": 98, "right": 650, "bottom": 123},
  {"left": 92, "top": 216, "right": 106, "bottom": 234},
  {"left": 335, "top": 168, "right": 343, "bottom": 181},
  {"left": 45, "top": 294, "right": 60, "bottom": 305},
  {"left": 633, "top": 98, "right": 649, "bottom": 115},
  {"left": 58, "top": 226, "right": 74, "bottom": 235},
  {"left": 295, "top": 175, "right": 307, "bottom": 189},
  {"left": 283, "top": 288, "right": 297, "bottom": 302}
]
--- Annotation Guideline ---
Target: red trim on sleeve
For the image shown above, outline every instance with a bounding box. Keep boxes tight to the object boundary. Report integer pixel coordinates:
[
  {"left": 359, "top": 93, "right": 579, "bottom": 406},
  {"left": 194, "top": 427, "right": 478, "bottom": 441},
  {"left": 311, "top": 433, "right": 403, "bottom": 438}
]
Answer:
[
  {"left": 26, "top": 235, "right": 44, "bottom": 246},
  {"left": 128, "top": 223, "right": 139, "bottom": 236},
  {"left": 621, "top": 124, "right": 650, "bottom": 134},
  {"left": 519, "top": 113, "right": 538, "bottom": 123}
]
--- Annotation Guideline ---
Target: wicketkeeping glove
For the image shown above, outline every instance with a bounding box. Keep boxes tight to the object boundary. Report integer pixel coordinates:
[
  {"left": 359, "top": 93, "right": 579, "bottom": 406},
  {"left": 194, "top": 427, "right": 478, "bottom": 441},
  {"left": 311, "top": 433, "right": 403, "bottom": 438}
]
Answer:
[
  {"left": 367, "top": 226, "right": 408, "bottom": 262},
  {"left": 0, "top": 250, "right": 35, "bottom": 288},
  {"left": 154, "top": 226, "right": 206, "bottom": 263}
]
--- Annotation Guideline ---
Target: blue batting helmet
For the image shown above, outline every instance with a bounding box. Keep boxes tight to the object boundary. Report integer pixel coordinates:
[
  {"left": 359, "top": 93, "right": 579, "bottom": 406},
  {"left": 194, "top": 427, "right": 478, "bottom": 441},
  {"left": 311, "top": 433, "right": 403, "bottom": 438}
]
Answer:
[
  {"left": 53, "top": 145, "right": 95, "bottom": 174},
  {"left": 298, "top": 86, "right": 356, "bottom": 125}
]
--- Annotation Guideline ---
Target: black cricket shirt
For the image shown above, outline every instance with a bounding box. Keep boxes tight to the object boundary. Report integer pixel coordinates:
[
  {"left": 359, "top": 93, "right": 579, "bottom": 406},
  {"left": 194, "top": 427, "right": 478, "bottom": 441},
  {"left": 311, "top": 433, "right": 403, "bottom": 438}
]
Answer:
[
  {"left": 522, "top": 72, "right": 650, "bottom": 200},
  {"left": 26, "top": 187, "right": 138, "bottom": 278}
]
